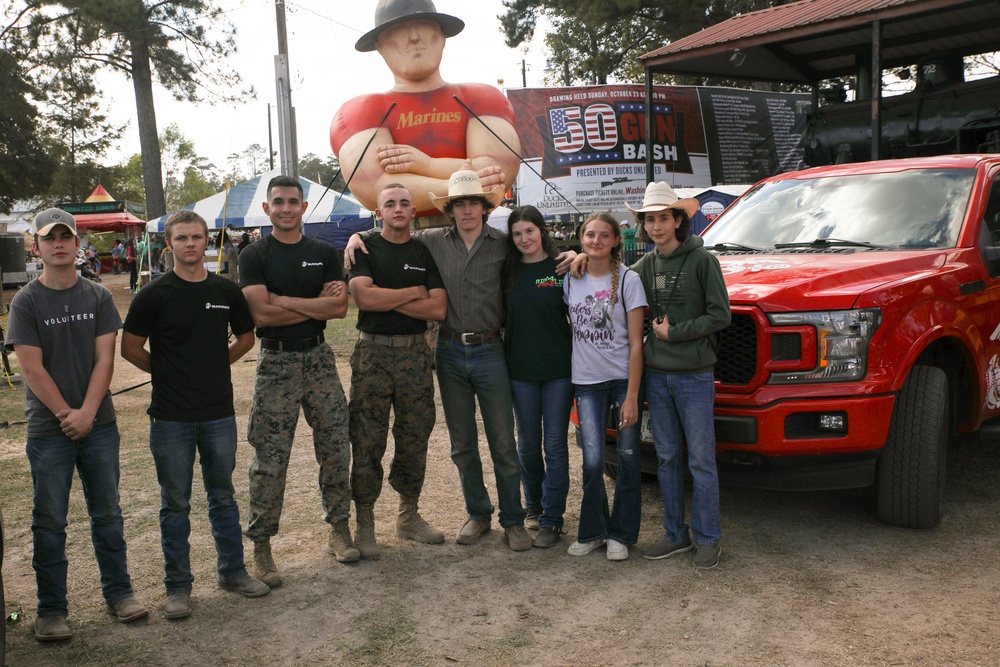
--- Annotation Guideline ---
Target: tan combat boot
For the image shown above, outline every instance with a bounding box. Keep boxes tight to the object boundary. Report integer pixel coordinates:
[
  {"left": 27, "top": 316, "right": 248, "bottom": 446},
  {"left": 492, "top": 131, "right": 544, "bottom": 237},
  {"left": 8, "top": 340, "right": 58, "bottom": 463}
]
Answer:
[
  {"left": 329, "top": 520, "right": 361, "bottom": 562},
  {"left": 396, "top": 494, "right": 445, "bottom": 544},
  {"left": 354, "top": 503, "right": 381, "bottom": 560},
  {"left": 253, "top": 539, "right": 284, "bottom": 588}
]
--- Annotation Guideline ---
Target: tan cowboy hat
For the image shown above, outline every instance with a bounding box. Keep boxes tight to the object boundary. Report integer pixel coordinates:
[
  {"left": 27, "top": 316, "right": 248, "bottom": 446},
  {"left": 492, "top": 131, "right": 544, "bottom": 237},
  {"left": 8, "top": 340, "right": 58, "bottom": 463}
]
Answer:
[
  {"left": 355, "top": 0, "right": 465, "bottom": 52},
  {"left": 625, "top": 182, "right": 700, "bottom": 219},
  {"left": 429, "top": 167, "right": 504, "bottom": 213}
]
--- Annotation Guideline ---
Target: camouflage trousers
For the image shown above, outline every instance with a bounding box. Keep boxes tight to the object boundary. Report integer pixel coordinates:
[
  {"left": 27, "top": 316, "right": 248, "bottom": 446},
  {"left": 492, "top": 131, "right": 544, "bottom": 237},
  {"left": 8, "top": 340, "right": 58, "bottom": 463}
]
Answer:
[
  {"left": 349, "top": 338, "right": 436, "bottom": 505},
  {"left": 244, "top": 343, "right": 350, "bottom": 541}
]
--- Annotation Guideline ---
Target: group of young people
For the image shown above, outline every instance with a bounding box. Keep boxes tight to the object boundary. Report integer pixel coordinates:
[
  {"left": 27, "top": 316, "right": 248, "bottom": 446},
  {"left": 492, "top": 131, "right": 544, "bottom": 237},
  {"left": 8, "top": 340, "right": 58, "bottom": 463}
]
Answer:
[
  {"left": 6, "top": 169, "right": 730, "bottom": 644},
  {"left": 500, "top": 181, "right": 731, "bottom": 567}
]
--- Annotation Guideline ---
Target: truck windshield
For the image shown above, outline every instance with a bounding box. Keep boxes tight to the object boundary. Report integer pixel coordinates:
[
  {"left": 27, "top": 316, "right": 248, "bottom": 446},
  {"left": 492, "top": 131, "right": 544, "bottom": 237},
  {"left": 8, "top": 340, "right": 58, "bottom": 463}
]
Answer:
[{"left": 703, "top": 168, "right": 975, "bottom": 250}]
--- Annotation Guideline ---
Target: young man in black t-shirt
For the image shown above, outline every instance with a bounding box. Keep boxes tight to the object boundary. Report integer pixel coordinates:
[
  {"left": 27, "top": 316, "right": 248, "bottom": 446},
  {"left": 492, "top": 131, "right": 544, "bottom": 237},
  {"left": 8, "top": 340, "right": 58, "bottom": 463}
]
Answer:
[
  {"left": 348, "top": 183, "right": 447, "bottom": 558},
  {"left": 122, "top": 211, "right": 269, "bottom": 620},
  {"left": 237, "top": 175, "right": 353, "bottom": 579}
]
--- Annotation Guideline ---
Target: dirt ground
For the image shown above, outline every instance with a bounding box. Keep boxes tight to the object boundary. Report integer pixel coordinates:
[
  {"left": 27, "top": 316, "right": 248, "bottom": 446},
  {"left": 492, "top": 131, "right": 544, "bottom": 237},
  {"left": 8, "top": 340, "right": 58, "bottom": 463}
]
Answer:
[{"left": 2, "top": 271, "right": 1000, "bottom": 667}]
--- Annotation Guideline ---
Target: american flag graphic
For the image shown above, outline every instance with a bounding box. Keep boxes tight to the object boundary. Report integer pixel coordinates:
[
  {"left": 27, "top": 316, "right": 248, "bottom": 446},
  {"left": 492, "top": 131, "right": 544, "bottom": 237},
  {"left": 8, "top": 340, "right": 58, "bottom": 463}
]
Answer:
[
  {"left": 549, "top": 107, "right": 585, "bottom": 152},
  {"left": 585, "top": 103, "right": 618, "bottom": 150}
]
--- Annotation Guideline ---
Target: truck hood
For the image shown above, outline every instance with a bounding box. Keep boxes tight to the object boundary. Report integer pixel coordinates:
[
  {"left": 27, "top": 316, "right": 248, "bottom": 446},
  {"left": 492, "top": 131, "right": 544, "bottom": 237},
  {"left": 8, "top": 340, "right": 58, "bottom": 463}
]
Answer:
[{"left": 717, "top": 250, "right": 948, "bottom": 311}]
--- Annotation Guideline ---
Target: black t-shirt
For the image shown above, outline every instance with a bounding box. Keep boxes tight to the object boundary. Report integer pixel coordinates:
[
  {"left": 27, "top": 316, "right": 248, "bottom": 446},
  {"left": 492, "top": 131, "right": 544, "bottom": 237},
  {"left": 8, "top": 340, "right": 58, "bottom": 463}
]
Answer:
[
  {"left": 123, "top": 271, "right": 254, "bottom": 422},
  {"left": 351, "top": 234, "right": 445, "bottom": 335},
  {"left": 503, "top": 257, "right": 572, "bottom": 381},
  {"left": 238, "top": 233, "right": 342, "bottom": 340}
]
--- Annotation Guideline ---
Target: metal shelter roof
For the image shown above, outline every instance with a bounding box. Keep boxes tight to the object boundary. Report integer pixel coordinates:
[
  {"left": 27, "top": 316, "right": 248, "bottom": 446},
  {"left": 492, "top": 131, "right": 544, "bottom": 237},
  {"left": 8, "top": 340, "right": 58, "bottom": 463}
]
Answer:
[{"left": 640, "top": 0, "right": 1000, "bottom": 83}]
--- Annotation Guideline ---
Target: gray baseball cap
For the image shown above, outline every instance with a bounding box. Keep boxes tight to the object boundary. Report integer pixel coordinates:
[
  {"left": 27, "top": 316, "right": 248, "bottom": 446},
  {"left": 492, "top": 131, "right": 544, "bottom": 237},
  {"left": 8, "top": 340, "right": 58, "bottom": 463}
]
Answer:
[{"left": 33, "top": 208, "right": 78, "bottom": 237}]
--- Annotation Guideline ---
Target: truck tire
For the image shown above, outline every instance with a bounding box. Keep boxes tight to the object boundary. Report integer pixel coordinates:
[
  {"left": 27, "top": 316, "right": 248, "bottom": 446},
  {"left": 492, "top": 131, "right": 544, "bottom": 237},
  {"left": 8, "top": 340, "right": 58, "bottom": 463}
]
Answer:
[{"left": 877, "top": 365, "right": 948, "bottom": 529}]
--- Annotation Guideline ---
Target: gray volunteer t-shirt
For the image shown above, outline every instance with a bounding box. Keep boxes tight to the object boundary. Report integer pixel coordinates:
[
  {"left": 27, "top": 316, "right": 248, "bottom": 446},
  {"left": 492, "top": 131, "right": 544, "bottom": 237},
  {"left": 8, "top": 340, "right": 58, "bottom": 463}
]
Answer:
[
  {"left": 5, "top": 278, "right": 122, "bottom": 437},
  {"left": 564, "top": 265, "right": 647, "bottom": 385}
]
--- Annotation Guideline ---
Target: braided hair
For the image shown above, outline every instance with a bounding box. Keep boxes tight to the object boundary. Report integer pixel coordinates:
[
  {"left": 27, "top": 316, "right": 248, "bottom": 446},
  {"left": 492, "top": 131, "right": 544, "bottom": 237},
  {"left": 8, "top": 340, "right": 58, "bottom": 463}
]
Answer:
[{"left": 579, "top": 211, "right": 624, "bottom": 315}]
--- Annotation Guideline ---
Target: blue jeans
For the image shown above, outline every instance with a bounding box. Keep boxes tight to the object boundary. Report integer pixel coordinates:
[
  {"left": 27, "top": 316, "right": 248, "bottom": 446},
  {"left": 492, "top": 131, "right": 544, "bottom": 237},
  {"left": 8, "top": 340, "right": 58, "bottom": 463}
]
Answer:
[
  {"left": 510, "top": 377, "right": 573, "bottom": 528},
  {"left": 574, "top": 380, "right": 642, "bottom": 544},
  {"left": 150, "top": 416, "right": 246, "bottom": 594},
  {"left": 435, "top": 337, "right": 525, "bottom": 527},
  {"left": 25, "top": 421, "right": 134, "bottom": 617},
  {"left": 645, "top": 370, "right": 721, "bottom": 546}
]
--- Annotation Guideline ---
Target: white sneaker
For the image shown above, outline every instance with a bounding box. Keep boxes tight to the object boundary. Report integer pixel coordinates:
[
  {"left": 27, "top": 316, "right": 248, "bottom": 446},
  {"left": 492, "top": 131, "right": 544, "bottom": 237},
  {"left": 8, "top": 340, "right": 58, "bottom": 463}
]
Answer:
[
  {"left": 606, "top": 539, "right": 628, "bottom": 561},
  {"left": 567, "top": 538, "right": 606, "bottom": 556}
]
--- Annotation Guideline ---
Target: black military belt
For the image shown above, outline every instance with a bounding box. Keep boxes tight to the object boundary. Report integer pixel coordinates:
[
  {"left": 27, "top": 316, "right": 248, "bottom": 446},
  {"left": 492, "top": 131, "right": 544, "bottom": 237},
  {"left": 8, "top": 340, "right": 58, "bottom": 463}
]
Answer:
[
  {"left": 358, "top": 331, "right": 423, "bottom": 348},
  {"left": 260, "top": 334, "right": 324, "bottom": 352},
  {"left": 439, "top": 329, "right": 501, "bottom": 345}
]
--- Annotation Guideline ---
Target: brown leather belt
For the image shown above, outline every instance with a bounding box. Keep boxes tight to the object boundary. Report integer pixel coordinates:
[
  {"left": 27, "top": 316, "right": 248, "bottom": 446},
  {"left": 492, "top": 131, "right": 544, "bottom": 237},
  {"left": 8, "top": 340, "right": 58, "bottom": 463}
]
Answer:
[
  {"left": 439, "top": 329, "right": 501, "bottom": 345},
  {"left": 358, "top": 331, "right": 423, "bottom": 348}
]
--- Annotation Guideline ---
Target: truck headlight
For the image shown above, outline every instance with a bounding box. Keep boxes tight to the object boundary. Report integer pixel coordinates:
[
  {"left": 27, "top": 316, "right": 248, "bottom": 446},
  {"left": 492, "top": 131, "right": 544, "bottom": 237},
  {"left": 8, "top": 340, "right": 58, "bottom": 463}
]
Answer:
[{"left": 768, "top": 309, "right": 881, "bottom": 383}]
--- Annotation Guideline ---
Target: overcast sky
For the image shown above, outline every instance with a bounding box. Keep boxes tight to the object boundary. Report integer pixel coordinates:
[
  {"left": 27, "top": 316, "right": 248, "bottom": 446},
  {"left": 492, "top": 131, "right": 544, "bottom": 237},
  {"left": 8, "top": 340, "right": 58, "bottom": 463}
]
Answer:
[{"left": 99, "top": 0, "right": 549, "bottom": 172}]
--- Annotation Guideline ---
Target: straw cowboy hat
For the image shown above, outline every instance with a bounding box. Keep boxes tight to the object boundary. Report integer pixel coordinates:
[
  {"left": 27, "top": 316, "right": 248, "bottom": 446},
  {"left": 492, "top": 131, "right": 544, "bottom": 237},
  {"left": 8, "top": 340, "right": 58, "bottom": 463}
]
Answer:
[
  {"left": 429, "top": 167, "right": 504, "bottom": 213},
  {"left": 355, "top": 0, "right": 465, "bottom": 52},
  {"left": 625, "top": 182, "right": 700, "bottom": 219}
]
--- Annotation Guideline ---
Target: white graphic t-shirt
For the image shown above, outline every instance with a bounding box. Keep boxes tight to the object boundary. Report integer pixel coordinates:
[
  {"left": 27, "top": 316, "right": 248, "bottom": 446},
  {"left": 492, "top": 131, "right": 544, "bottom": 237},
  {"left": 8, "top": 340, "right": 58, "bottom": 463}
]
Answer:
[{"left": 563, "top": 265, "right": 646, "bottom": 385}]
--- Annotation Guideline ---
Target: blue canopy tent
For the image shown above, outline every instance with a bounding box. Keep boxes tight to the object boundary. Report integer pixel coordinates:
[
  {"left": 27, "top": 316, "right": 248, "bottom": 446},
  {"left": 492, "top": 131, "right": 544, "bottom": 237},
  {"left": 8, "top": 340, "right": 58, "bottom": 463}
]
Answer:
[{"left": 146, "top": 169, "right": 374, "bottom": 248}]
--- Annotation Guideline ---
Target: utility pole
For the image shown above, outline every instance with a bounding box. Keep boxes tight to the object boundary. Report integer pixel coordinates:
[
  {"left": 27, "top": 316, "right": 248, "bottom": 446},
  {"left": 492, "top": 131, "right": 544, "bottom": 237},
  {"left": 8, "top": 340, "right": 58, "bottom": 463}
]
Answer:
[
  {"left": 267, "top": 103, "right": 275, "bottom": 171},
  {"left": 521, "top": 59, "right": 526, "bottom": 87},
  {"left": 274, "top": 0, "right": 298, "bottom": 178}
]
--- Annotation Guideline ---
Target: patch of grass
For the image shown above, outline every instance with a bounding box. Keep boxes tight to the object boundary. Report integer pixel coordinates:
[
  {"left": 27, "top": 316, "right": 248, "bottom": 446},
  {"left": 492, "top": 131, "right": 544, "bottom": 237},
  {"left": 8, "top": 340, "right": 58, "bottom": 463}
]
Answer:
[
  {"left": 5, "top": 632, "right": 159, "bottom": 667},
  {"left": 325, "top": 300, "right": 360, "bottom": 359},
  {"left": 474, "top": 635, "right": 531, "bottom": 666},
  {"left": 344, "top": 607, "right": 430, "bottom": 667}
]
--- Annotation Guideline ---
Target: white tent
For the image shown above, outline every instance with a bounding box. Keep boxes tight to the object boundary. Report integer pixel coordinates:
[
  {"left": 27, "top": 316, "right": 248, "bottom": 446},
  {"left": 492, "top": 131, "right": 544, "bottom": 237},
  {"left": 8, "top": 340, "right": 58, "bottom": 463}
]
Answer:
[{"left": 147, "top": 169, "right": 372, "bottom": 233}]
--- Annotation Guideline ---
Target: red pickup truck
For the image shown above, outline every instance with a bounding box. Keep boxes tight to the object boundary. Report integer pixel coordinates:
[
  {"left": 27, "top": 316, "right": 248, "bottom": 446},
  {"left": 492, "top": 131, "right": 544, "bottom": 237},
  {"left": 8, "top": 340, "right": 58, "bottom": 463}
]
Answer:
[{"left": 597, "top": 154, "right": 1000, "bottom": 528}]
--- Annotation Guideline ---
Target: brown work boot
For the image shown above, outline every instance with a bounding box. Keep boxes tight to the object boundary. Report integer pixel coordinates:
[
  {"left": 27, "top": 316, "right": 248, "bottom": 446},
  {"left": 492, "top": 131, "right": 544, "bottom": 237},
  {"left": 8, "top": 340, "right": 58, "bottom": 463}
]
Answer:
[
  {"left": 354, "top": 502, "right": 381, "bottom": 560},
  {"left": 253, "top": 539, "right": 284, "bottom": 588},
  {"left": 34, "top": 616, "right": 73, "bottom": 642},
  {"left": 396, "top": 494, "right": 445, "bottom": 544},
  {"left": 329, "top": 520, "right": 361, "bottom": 562},
  {"left": 456, "top": 518, "right": 491, "bottom": 545},
  {"left": 106, "top": 595, "right": 149, "bottom": 623}
]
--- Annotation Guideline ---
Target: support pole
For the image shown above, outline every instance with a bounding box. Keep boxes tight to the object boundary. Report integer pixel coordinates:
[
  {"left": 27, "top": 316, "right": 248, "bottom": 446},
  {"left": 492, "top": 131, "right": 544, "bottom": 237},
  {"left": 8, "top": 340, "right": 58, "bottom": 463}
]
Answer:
[{"left": 274, "top": 0, "right": 298, "bottom": 178}]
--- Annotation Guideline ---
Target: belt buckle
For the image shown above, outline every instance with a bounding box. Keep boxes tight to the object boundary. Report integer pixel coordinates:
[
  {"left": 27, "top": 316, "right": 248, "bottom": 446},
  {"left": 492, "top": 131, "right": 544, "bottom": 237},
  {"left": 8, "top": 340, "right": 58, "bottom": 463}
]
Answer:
[{"left": 460, "top": 332, "right": 476, "bottom": 345}]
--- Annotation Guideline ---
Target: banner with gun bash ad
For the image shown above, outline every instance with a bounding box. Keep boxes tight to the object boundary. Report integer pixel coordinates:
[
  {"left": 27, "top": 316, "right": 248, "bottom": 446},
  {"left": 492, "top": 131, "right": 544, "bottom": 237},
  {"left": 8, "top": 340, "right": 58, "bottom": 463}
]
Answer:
[{"left": 507, "top": 85, "right": 809, "bottom": 216}]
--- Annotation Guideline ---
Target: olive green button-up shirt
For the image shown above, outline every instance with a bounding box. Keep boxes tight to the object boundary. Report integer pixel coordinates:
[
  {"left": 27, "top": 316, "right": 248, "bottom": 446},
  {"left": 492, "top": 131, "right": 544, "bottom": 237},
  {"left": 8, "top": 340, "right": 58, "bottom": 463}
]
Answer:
[
  {"left": 364, "top": 223, "right": 506, "bottom": 333},
  {"left": 417, "top": 224, "right": 506, "bottom": 333}
]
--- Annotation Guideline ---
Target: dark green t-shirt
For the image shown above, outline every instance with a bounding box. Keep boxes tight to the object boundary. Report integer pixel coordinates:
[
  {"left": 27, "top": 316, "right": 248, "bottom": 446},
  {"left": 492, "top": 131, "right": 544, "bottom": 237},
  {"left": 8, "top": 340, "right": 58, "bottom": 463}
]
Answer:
[{"left": 503, "top": 257, "right": 572, "bottom": 382}]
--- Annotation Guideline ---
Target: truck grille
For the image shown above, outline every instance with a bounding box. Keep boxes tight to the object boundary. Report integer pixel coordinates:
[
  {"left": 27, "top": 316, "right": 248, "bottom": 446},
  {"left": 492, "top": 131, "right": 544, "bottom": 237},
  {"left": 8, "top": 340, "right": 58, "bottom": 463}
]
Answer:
[{"left": 717, "top": 313, "right": 757, "bottom": 386}]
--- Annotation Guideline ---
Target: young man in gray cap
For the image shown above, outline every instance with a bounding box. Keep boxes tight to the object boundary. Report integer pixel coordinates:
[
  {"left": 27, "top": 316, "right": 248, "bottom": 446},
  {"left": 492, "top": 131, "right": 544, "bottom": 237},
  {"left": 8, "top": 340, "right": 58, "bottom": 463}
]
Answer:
[
  {"left": 331, "top": 0, "right": 521, "bottom": 224},
  {"left": 6, "top": 209, "right": 147, "bottom": 642}
]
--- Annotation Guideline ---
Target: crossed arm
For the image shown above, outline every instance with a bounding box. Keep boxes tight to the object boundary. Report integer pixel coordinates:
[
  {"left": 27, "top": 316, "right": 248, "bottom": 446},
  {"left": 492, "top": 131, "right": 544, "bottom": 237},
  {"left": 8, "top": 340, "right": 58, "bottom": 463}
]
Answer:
[
  {"left": 337, "top": 117, "right": 518, "bottom": 214},
  {"left": 14, "top": 331, "right": 117, "bottom": 441},
  {"left": 242, "top": 280, "right": 348, "bottom": 328},
  {"left": 349, "top": 276, "right": 447, "bottom": 322}
]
